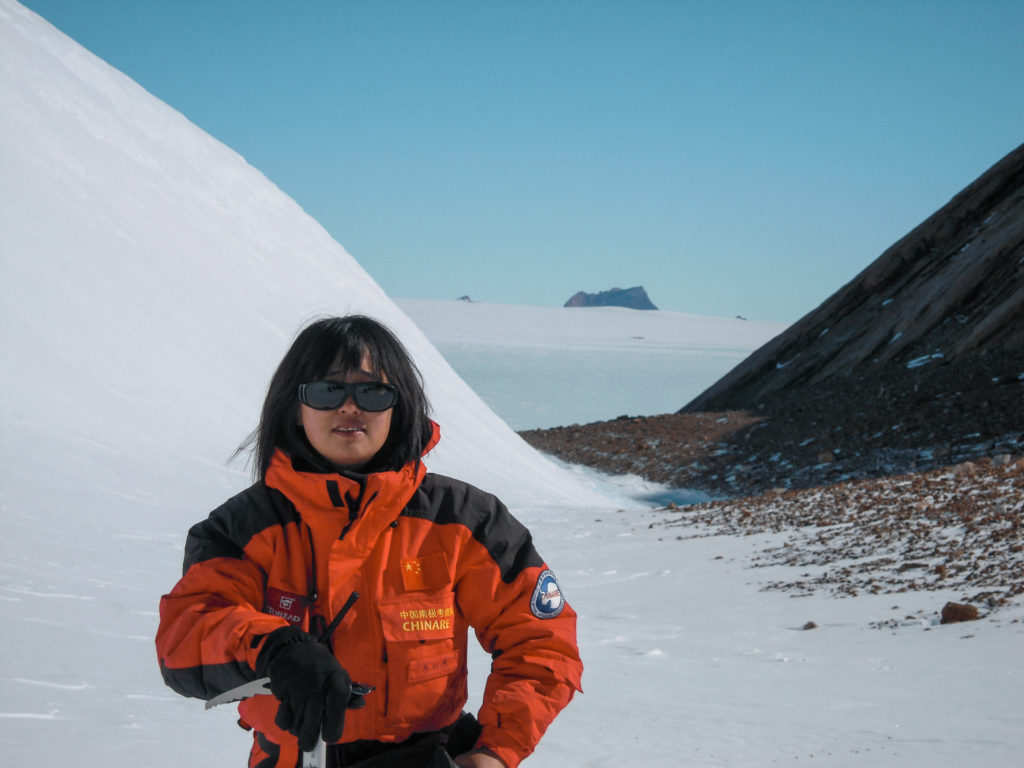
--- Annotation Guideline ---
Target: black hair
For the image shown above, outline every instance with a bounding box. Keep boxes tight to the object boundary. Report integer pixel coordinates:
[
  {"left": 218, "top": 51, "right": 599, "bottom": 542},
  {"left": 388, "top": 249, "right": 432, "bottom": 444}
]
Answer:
[{"left": 237, "top": 315, "right": 433, "bottom": 479}]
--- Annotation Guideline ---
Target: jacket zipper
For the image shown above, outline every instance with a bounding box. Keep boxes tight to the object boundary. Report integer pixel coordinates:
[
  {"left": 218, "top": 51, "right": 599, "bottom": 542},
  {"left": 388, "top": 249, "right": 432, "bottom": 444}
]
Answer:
[
  {"left": 374, "top": 519, "right": 398, "bottom": 720},
  {"left": 325, "top": 477, "right": 392, "bottom": 724},
  {"left": 304, "top": 524, "right": 325, "bottom": 640}
]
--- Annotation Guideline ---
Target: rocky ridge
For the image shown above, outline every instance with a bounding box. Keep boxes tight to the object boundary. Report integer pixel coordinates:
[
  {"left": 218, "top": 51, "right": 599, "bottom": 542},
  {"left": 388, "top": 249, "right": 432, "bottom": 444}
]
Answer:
[
  {"left": 684, "top": 142, "right": 1024, "bottom": 412},
  {"left": 523, "top": 347, "right": 1024, "bottom": 499},
  {"left": 522, "top": 144, "right": 1024, "bottom": 621},
  {"left": 520, "top": 352, "right": 1024, "bottom": 622}
]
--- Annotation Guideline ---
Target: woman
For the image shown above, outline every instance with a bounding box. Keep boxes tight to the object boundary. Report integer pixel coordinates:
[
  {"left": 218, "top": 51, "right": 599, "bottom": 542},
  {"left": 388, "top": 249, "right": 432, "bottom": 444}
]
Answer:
[{"left": 156, "top": 316, "right": 582, "bottom": 768}]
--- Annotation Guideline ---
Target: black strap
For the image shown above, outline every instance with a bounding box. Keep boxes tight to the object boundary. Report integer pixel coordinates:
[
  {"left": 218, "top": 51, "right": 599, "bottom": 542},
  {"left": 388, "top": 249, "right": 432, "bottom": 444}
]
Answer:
[{"left": 328, "top": 713, "right": 480, "bottom": 768}]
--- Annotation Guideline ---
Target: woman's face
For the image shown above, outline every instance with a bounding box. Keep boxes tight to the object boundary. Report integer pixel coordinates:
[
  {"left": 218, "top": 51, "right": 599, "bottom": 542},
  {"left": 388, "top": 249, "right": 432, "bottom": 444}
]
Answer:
[{"left": 299, "top": 354, "right": 393, "bottom": 471}]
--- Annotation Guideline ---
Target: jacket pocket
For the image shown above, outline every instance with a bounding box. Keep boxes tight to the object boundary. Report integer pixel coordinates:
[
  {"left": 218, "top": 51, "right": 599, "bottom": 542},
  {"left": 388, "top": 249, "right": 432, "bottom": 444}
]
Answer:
[
  {"left": 377, "top": 590, "right": 466, "bottom": 725},
  {"left": 379, "top": 590, "right": 456, "bottom": 643}
]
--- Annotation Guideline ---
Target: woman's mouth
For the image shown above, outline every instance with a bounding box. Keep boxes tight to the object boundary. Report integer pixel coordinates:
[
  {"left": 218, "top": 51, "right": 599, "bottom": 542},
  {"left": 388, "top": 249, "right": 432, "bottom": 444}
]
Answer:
[{"left": 333, "top": 425, "right": 365, "bottom": 435}]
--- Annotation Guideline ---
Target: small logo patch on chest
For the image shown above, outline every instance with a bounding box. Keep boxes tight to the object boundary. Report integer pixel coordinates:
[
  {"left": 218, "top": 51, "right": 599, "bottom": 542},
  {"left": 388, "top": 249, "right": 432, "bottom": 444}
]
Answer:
[{"left": 264, "top": 587, "right": 309, "bottom": 625}]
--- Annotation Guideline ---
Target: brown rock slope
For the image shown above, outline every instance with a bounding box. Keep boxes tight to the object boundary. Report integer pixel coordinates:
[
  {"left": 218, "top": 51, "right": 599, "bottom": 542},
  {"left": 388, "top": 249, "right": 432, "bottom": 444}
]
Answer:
[
  {"left": 523, "top": 143, "right": 1024, "bottom": 500},
  {"left": 686, "top": 141, "right": 1024, "bottom": 412},
  {"left": 521, "top": 145, "right": 1024, "bottom": 618}
]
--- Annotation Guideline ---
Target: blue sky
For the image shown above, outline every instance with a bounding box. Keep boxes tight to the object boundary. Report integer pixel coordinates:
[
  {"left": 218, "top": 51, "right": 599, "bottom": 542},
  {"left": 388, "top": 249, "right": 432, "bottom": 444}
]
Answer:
[{"left": 19, "top": 0, "right": 1024, "bottom": 321}]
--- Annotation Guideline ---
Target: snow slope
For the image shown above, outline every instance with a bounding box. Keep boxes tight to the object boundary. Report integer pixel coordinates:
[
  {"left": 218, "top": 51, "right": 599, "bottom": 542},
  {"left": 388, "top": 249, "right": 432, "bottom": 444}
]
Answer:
[
  {"left": 0, "top": 0, "right": 611, "bottom": 511},
  {"left": 2, "top": 3, "right": 1021, "bottom": 767},
  {"left": 0, "top": 2, "right": 614, "bottom": 763}
]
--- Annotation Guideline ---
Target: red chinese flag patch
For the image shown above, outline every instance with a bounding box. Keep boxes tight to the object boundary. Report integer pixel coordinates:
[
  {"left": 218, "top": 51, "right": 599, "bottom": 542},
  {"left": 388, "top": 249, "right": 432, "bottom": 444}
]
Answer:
[{"left": 400, "top": 552, "right": 449, "bottom": 591}]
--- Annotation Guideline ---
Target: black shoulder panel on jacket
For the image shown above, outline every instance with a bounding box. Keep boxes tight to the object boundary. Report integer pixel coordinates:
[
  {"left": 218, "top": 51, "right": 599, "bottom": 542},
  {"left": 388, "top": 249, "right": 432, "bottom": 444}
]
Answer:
[
  {"left": 183, "top": 483, "right": 300, "bottom": 575},
  {"left": 402, "top": 474, "right": 543, "bottom": 583}
]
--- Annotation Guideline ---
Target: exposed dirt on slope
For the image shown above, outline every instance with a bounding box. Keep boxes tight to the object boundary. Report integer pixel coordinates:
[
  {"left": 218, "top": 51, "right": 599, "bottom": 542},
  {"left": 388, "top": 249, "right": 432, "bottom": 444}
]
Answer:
[
  {"left": 521, "top": 348, "right": 1024, "bottom": 499},
  {"left": 520, "top": 347, "right": 1024, "bottom": 617},
  {"left": 521, "top": 147, "right": 1024, "bottom": 618}
]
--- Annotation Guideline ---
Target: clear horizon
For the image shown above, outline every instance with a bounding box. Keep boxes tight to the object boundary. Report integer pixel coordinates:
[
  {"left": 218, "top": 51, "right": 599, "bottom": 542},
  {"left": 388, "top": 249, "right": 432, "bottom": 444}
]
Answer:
[{"left": 16, "top": 0, "right": 1024, "bottom": 322}]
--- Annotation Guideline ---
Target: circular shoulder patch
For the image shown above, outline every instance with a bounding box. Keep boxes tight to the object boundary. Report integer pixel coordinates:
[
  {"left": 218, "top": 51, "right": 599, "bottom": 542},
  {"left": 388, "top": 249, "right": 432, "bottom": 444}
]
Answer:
[{"left": 530, "top": 569, "right": 565, "bottom": 619}]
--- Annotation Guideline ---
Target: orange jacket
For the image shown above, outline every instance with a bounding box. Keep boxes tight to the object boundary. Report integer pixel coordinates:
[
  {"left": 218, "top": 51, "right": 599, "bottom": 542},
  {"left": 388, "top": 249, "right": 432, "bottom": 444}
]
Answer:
[{"left": 157, "top": 433, "right": 582, "bottom": 768}]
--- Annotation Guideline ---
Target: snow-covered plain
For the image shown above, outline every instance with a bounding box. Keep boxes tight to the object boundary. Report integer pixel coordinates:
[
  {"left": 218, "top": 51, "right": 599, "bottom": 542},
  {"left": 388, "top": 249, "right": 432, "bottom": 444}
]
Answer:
[
  {"left": 395, "top": 299, "right": 787, "bottom": 430},
  {"left": 1, "top": 3, "right": 1021, "bottom": 766}
]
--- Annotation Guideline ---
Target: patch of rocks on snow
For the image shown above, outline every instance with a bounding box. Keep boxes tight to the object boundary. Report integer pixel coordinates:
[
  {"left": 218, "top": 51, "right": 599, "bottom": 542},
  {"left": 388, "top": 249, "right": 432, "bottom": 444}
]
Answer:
[
  {"left": 652, "top": 456, "right": 1023, "bottom": 625},
  {"left": 521, "top": 349, "right": 1024, "bottom": 624}
]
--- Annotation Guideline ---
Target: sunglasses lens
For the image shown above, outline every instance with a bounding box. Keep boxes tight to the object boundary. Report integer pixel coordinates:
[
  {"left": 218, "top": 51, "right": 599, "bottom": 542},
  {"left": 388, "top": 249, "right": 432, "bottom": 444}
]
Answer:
[
  {"left": 354, "top": 383, "right": 397, "bottom": 411},
  {"left": 300, "top": 381, "right": 397, "bottom": 411},
  {"left": 301, "top": 381, "right": 345, "bottom": 410}
]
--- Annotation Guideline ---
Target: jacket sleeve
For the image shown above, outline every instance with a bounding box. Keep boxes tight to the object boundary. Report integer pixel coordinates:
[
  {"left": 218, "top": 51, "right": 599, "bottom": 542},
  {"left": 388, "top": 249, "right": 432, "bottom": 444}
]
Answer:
[
  {"left": 452, "top": 493, "right": 583, "bottom": 768},
  {"left": 155, "top": 491, "right": 291, "bottom": 700}
]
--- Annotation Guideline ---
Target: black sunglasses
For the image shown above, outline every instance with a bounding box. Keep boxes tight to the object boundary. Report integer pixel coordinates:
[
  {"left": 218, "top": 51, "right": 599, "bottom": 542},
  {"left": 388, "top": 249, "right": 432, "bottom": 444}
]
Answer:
[{"left": 298, "top": 380, "right": 399, "bottom": 412}]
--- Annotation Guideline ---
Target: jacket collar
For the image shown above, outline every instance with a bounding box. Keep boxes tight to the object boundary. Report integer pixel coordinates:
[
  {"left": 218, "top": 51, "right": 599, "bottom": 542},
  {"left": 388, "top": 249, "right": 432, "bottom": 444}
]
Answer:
[{"left": 263, "top": 419, "right": 439, "bottom": 533}]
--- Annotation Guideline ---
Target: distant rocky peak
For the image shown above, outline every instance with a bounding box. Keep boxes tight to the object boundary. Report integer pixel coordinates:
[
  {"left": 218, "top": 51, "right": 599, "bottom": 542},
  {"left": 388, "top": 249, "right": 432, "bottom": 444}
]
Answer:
[{"left": 564, "top": 286, "right": 658, "bottom": 310}]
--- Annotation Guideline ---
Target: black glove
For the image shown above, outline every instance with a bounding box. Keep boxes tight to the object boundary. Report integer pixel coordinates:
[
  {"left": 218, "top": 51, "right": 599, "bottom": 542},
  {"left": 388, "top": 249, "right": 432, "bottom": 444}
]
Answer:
[{"left": 256, "top": 626, "right": 363, "bottom": 752}]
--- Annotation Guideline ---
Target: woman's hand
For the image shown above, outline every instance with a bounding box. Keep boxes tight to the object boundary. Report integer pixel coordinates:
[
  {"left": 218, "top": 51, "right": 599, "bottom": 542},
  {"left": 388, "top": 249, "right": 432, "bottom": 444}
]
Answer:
[
  {"left": 453, "top": 748, "right": 507, "bottom": 768},
  {"left": 256, "top": 626, "right": 356, "bottom": 752}
]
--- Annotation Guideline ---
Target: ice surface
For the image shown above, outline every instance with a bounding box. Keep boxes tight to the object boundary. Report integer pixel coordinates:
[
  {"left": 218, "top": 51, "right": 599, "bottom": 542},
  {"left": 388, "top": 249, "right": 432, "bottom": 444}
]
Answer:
[{"left": 397, "top": 298, "right": 787, "bottom": 430}]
